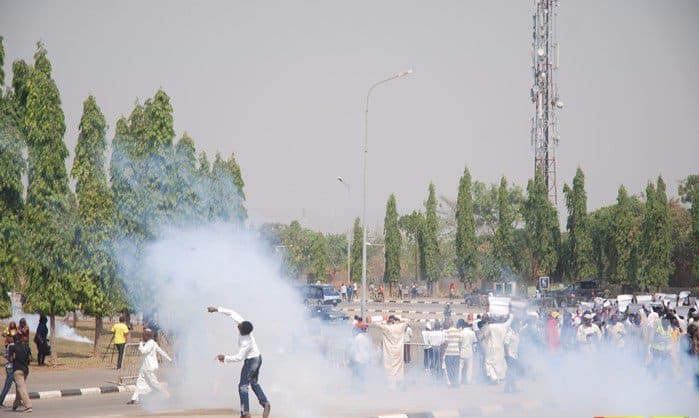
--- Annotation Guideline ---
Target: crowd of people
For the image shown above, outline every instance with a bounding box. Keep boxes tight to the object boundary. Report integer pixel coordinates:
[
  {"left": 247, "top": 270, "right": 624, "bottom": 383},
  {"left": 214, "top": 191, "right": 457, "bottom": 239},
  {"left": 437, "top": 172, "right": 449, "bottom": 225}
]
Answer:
[{"left": 345, "top": 299, "right": 699, "bottom": 393}]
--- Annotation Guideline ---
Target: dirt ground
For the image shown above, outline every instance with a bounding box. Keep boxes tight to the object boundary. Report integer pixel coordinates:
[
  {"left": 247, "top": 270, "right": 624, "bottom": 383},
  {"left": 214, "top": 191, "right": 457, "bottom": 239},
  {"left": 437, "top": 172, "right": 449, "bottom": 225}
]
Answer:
[{"left": 0, "top": 318, "right": 149, "bottom": 372}]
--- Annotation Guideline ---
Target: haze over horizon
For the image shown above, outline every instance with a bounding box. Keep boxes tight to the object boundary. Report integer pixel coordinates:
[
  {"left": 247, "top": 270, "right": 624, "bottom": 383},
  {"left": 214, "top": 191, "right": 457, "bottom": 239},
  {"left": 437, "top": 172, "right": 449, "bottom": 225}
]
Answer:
[{"left": 2, "top": 0, "right": 697, "bottom": 234}]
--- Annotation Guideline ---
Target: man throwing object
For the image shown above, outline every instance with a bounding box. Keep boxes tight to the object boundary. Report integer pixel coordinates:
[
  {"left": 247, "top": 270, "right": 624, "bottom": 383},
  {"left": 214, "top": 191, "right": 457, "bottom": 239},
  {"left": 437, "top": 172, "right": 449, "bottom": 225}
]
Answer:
[{"left": 208, "top": 306, "right": 271, "bottom": 418}]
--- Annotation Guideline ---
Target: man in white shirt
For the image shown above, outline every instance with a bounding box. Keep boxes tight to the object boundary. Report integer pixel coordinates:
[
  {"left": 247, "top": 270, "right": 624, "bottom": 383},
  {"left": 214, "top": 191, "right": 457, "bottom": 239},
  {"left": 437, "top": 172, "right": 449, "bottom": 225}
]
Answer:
[
  {"left": 403, "top": 325, "right": 413, "bottom": 364},
  {"left": 208, "top": 306, "right": 271, "bottom": 418},
  {"left": 457, "top": 319, "right": 477, "bottom": 385},
  {"left": 127, "top": 328, "right": 172, "bottom": 404}
]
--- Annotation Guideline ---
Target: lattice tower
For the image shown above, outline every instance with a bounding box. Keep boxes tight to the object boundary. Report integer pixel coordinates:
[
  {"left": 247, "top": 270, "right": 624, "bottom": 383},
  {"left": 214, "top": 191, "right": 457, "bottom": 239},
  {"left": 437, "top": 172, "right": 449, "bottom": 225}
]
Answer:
[{"left": 530, "top": 0, "right": 563, "bottom": 204}]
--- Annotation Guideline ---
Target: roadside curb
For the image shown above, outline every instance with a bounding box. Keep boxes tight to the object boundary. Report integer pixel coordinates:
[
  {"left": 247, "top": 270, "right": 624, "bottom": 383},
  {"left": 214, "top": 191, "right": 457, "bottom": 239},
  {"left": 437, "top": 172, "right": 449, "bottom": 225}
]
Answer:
[
  {"left": 366, "top": 400, "right": 547, "bottom": 418},
  {"left": 5, "top": 384, "right": 134, "bottom": 403}
]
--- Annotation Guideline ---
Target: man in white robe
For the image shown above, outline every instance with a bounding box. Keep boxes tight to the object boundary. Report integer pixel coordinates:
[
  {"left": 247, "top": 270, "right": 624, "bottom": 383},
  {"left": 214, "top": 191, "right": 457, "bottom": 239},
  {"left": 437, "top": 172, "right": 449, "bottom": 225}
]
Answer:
[
  {"left": 374, "top": 315, "right": 408, "bottom": 387},
  {"left": 127, "top": 328, "right": 172, "bottom": 404},
  {"left": 480, "top": 314, "right": 513, "bottom": 383}
]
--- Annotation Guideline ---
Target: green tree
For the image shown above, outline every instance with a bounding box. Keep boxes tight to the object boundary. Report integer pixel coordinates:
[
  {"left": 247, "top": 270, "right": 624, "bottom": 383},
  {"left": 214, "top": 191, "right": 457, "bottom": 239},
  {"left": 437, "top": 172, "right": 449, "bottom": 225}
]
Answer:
[
  {"left": 562, "top": 167, "right": 595, "bottom": 279},
  {"left": 638, "top": 177, "right": 673, "bottom": 290},
  {"left": 172, "top": 133, "right": 199, "bottom": 221},
  {"left": 455, "top": 166, "right": 478, "bottom": 282},
  {"left": 423, "top": 183, "right": 441, "bottom": 292},
  {"left": 610, "top": 186, "right": 639, "bottom": 287},
  {"left": 71, "top": 96, "right": 124, "bottom": 352},
  {"left": 210, "top": 153, "right": 247, "bottom": 223},
  {"left": 523, "top": 173, "right": 560, "bottom": 279},
  {"left": 350, "top": 217, "right": 363, "bottom": 282},
  {"left": 0, "top": 38, "right": 23, "bottom": 317},
  {"left": 679, "top": 175, "right": 699, "bottom": 280},
  {"left": 0, "top": 36, "right": 4, "bottom": 87},
  {"left": 309, "top": 232, "right": 328, "bottom": 281},
  {"left": 493, "top": 177, "right": 518, "bottom": 275},
  {"left": 383, "top": 194, "right": 401, "bottom": 293},
  {"left": 20, "top": 47, "right": 76, "bottom": 363},
  {"left": 399, "top": 210, "right": 424, "bottom": 282}
]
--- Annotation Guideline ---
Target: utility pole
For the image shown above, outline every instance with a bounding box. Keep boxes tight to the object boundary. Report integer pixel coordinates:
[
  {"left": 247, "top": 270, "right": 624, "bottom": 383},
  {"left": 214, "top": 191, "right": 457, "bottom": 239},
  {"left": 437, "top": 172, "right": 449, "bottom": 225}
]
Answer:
[{"left": 530, "top": 0, "right": 563, "bottom": 204}]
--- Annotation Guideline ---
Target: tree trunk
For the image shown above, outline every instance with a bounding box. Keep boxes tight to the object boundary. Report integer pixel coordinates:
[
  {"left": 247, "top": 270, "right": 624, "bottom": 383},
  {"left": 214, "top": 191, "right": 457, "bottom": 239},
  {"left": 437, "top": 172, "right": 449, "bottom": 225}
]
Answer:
[
  {"left": 414, "top": 244, "right": 419, "bottom": 282},
  {"left": 93, "top": 315, "right": 103, "bottom": 355},
  {"left": 389, "top": 282, "right": 393, "bottom": 297},
  {"left": 72, "top": 310, "right": 77, "bottom": 328},
  {"left": 50, "top": 312, "right": 57, "bottom": 365}
]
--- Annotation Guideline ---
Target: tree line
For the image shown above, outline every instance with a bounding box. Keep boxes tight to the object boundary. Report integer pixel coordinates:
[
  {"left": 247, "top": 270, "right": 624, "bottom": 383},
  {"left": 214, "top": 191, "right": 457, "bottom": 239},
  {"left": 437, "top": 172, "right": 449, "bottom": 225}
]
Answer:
[
  {"left": 260, "top": 169, "right": 698, "bottom": 296},
  {"left": 0, "top": 39, "right": 247, "bottom": 361}
]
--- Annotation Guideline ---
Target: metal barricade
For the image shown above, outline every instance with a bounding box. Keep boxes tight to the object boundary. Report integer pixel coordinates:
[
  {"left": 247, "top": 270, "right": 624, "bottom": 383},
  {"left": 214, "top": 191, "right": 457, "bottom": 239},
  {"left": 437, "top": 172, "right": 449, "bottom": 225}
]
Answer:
[{"left": 117, "top": 343, "right": 142, "bottom": 385}]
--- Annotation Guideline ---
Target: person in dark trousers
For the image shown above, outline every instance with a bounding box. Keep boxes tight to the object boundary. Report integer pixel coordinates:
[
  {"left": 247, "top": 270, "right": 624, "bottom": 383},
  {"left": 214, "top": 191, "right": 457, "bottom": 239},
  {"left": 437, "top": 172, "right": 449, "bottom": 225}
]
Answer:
[
  {"left": 111, "top": 316, "right": 129, "bottom": 370},
  {"left": 9, "top": 333, "right": 32, "bottom": 412},
  {"left": 34, "top": 315, "right": 49, "bottom": 366},
  {"left": 0, "top": 334, "right": 15, "bottom": 407},
  {"left": 208, "top": 306, "right": 270, "bottom": 418}
]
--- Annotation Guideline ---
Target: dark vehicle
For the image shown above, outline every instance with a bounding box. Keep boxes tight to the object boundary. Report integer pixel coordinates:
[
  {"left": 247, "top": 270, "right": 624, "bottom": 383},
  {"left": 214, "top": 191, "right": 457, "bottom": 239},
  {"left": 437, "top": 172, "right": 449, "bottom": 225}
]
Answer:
[
  {"left": 298, "top": 284, "right": 341, "bottom": 306},
  {"left": 577, "top": 280, "right": 599, "bottom": 299},
  {"left": 306, "top": 305, "right": 349, "bottom": 322},
  {"left": 464, "top": 289, "right": 489, "bottom": 307},
  {"left": 549, "top": 280, "right": 599, "bottom": 307}
]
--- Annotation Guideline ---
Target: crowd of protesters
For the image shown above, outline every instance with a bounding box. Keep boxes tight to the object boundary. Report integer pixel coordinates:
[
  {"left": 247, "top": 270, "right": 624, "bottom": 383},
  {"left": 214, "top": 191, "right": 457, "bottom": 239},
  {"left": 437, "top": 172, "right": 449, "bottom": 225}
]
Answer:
[{"left": 344, "top": 296, "right": 699, "bottom": 393}]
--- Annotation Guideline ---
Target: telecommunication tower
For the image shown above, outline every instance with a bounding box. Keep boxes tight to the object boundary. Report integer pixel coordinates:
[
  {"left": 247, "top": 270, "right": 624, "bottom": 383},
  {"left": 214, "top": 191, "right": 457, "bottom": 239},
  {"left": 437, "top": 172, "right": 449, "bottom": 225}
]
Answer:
[{"left": 530, "top": 0, "right": 563, "bottom": 203}]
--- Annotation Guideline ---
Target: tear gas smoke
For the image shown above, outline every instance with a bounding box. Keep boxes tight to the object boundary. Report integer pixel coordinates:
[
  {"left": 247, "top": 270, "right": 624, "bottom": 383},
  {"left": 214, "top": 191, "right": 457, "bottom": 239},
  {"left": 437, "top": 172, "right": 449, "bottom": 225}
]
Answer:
[{"left": 117, "top": 225, "right": 698, "bottom": 417}]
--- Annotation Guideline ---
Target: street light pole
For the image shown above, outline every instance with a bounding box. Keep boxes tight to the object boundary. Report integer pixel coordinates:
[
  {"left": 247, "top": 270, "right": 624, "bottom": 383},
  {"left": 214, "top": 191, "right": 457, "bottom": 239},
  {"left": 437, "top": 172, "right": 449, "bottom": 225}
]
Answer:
[
  {"left": 336, "top": 177, "right": 351, "bottom": 289},
  {"left": 361, "top": 69, "right": 412, "bottom": 320}
]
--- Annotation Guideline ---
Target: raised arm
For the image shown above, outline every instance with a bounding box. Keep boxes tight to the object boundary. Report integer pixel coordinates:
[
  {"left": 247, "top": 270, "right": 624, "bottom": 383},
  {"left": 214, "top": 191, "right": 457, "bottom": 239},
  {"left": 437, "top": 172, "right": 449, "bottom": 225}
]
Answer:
[{"left": 207, "top": 306, "right": 245, "bottom": 324}]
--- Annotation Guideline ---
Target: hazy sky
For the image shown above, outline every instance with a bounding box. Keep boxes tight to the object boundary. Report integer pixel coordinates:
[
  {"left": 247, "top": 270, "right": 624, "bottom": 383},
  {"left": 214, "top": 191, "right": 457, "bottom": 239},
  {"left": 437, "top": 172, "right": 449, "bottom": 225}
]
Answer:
[{"left": 2, "top": 1, "right": 697, "bottom": 233}]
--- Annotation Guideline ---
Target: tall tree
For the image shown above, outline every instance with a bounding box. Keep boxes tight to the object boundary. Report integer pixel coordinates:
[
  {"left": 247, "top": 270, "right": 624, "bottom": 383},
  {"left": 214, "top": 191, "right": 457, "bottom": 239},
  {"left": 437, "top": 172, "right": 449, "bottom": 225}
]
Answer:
[
  {"left": 423, "top": 183, "right": 441, "bottom": 292},
  {"left": 21, "top": 46, "right": 76, "bottom": 364},
  {"left": 71, "top": 96, "right": 123, "bottom": 352},
  {"left": 610, "top": 186, "right": 639, "bottom": 287},
  {"left": 638, "top": 177, "right": 673, "bottom": 290},
  {"left": 0, "top": 37, "right": 24, "bottom": 317},
  {"left": 399, "top": 210, "right": 424, "bottom": 282},
  {"left": 523, "top": 173, "right": 560, "bottom": 279},
  {"left": 350, "top": 217, "right": 363, "bottom": 282},
  {"left": 455, "top": 166, "right": 478, "bottom": 282},
  {"left": 679, "top": 175, "right": 699, "bottom": 280},
  {"left": 383, "top": 194, "right": 401, "bottom": 293},
  {"left": 308, "top": 232, "right": 328, "bottom": 281},
  {"left": 493, "top": 177, "right": 518, "bottom": 275},
  {"left": 562, "top": 167, "right": 595, "bottom": 279},
  {"left": 0, "top": 35, "right": 5, "bottom": 87},
  {"left": 210, "top": 153, "right": 247, "bottom": 223},
  {"left": 173, "top": 133, "right": 199, "bottom": 221}
]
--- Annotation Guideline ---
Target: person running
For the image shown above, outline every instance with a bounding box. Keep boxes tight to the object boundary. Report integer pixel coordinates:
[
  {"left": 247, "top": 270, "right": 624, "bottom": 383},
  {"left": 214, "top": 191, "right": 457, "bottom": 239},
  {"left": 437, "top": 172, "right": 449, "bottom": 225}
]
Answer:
[
  {"left": 127, "top": 328, "right": 172, "bottom": 405},
  {"left": 208, "top": 306, "right": 271, "bottom": 418},
  {"left": 111, "top": 316, "right": 129, "bottom": 370}
]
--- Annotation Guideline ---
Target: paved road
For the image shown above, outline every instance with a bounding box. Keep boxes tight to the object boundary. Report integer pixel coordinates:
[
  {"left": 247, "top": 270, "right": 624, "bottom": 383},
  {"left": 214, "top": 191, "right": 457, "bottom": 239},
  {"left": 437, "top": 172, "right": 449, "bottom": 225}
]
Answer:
[{"left": 9, "top": 382, "right": 550, "bottom": 418}]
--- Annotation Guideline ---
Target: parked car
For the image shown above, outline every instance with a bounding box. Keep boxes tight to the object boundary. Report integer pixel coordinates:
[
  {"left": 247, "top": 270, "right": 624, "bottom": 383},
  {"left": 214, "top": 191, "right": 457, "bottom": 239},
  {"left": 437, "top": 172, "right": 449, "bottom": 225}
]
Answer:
[
  {"left": 549, "top": 280, "right": 599, "bottom": 307},
  {"left": 305, "top": 305, "right": 349, "bottom": 322},
  {"left": 464, "top": 289, "right": 490, "bottom": 307},
  {"left": 297, "top": 284, "right": 341, "bottom": 306}
]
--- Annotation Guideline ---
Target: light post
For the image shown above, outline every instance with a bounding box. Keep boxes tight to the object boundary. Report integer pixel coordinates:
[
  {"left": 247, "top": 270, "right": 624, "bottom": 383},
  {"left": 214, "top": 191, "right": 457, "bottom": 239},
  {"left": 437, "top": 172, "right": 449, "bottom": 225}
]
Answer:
[
  {"left": 361, "top": 69, "right": 412, "bottom": 320},
  {"left": 336, "top": 177, "right": 352, "bottom": 290}
]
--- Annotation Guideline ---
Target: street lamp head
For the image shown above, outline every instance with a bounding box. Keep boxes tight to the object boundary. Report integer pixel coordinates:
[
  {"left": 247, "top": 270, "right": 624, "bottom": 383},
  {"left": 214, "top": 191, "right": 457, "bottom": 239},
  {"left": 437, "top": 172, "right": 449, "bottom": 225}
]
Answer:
[
  {"left": 337, "top": 176, "right": 344, "bottom": 183},
  {"left": 397, "top": 69, "right": 413, "bottom": 78}
]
